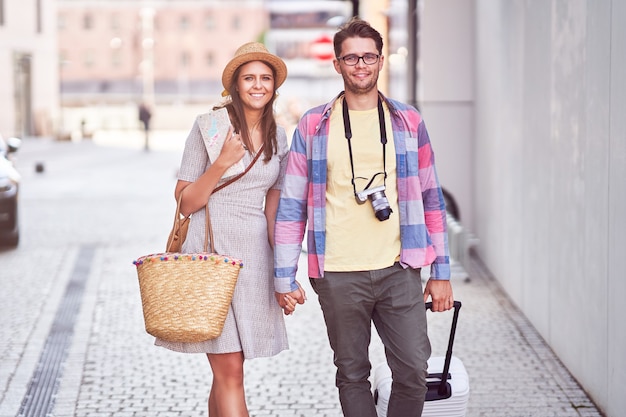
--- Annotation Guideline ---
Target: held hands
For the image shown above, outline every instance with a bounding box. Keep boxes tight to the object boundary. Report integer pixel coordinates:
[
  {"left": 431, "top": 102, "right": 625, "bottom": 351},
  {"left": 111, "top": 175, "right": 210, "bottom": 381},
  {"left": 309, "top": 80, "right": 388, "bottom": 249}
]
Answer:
[
  {"left": 275, "top": 281, "right": 307, "bottom": 316},
  {"left": 423, "top": 279, "right": 454, "bottom": 312},
  {"left": 216, "top": 126, "right": 246, "bottom": 169}
]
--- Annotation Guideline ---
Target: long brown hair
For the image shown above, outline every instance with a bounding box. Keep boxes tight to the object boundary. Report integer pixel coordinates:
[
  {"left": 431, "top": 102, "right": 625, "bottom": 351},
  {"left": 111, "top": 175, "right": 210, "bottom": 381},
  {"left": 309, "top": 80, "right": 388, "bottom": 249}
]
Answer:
[{"left": 218, "top": 61, "right": 279, "bottom": 162}]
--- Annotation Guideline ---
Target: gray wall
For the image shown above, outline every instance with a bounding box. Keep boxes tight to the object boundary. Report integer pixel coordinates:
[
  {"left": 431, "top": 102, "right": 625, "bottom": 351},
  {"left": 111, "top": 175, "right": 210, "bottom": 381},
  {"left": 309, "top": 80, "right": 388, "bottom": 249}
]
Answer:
[
  {"left": 419, "top": 0, "right": 475, "bottom": 231},
  {"left": 420, "top": 1, "right": 626, "bottom": 415}
]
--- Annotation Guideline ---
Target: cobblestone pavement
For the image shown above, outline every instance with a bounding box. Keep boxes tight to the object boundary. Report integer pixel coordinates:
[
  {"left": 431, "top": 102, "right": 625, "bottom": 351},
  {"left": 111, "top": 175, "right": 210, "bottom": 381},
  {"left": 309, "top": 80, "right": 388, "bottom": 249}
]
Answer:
[{"left": 0, "top": 135, "right": 604, "bottom": 416}]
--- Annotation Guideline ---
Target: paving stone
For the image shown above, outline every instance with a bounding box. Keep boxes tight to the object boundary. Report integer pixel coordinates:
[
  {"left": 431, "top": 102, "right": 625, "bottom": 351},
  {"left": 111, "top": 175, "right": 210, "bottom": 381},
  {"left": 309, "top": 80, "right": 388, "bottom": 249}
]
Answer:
[{"left": 0, "top": 137, "right": 604, "bottom": 417}]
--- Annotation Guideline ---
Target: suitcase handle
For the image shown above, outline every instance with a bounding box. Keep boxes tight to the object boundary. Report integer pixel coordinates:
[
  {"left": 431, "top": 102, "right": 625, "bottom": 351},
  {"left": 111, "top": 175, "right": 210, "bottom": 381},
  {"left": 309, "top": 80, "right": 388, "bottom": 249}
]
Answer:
[{"left": 425, "top": 300, "right": 462, "bottom": 397}]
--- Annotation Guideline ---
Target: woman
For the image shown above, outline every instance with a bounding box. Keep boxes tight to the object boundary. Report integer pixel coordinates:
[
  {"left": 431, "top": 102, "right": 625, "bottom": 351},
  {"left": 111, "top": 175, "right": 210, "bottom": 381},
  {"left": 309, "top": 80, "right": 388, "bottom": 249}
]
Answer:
[{"left": 156, "top": 42, "right": 305, "bottom": 416}]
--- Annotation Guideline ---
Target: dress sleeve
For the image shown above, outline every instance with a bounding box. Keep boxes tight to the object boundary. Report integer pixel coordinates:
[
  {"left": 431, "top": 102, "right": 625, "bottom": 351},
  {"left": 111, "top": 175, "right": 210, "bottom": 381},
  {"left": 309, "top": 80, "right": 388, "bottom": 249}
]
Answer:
[{"left": 178, "top": 118, "right": 209, "bottom": 183}]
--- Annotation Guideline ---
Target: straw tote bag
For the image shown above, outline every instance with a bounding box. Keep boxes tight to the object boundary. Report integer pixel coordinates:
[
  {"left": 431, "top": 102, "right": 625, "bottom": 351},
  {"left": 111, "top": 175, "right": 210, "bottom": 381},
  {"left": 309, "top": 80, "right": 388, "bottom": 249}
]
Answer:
[{"left": 134, "top": 147, "right": 263, "bottom": 343}]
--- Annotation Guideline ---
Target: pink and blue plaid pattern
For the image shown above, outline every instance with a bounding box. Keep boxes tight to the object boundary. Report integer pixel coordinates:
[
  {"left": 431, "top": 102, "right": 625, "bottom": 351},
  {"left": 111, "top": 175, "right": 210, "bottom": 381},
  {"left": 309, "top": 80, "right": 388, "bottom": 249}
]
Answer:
[{"left": 274, "top": 93, "right": 450, "bottom": 293}]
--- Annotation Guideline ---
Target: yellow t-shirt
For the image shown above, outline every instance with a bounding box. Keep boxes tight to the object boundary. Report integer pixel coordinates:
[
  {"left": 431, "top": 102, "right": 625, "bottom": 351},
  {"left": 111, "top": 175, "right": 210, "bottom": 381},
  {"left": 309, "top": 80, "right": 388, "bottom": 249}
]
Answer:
[{"left": 324, "top": 99, "right": 401, "bottom": 272}]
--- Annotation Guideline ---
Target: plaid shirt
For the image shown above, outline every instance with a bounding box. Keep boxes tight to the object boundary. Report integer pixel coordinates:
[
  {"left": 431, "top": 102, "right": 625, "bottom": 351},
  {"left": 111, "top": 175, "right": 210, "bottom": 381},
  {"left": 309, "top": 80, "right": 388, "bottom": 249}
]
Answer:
[{"left": 274, "top": 93, "right": 450, "bottom": 293}]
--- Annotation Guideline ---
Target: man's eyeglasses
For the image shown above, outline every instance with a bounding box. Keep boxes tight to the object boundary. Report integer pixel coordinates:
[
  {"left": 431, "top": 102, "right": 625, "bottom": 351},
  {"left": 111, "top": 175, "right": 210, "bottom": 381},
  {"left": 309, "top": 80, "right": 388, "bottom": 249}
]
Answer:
[{"left": 337, "top": 53, "right": 380, "bottom": 66}]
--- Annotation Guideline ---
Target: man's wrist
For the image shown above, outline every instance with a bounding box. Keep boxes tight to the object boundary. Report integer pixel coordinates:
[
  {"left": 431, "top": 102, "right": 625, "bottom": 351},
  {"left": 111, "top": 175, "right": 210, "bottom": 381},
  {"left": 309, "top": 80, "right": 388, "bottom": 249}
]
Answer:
[{"left": 274, "top": 277, "right": 297, "bottom": 293}]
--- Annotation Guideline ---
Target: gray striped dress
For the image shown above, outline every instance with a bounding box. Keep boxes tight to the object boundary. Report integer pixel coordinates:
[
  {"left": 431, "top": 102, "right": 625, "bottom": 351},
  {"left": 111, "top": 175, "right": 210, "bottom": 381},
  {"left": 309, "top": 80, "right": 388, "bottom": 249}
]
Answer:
[{"left": 155, "top": 117, "right": 290, "bottom": 359}]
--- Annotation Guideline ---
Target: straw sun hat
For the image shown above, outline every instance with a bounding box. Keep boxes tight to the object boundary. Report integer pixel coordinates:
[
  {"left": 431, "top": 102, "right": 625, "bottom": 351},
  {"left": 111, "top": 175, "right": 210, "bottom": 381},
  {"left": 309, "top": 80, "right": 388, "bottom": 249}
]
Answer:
[{"left": 221, "top": 42, "right": 288, "bottom": 97}]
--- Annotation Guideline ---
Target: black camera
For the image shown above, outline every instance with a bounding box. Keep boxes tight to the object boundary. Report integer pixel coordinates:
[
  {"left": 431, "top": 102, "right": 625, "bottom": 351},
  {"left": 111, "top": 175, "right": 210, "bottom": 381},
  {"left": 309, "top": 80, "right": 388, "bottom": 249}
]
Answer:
[{"left": 355, "top": 185, "right": 393, "bottom": 221}]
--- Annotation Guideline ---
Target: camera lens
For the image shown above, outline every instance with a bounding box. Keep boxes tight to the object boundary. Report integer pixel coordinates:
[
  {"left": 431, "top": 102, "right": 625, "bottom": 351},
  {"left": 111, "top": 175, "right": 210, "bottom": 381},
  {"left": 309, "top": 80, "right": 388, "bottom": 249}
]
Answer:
[
  {"left": 375, "top": 207, "right": 392, "bottom": 221},
  {"left": 370, "top": 190, "right": 393, "bottom": 221}
]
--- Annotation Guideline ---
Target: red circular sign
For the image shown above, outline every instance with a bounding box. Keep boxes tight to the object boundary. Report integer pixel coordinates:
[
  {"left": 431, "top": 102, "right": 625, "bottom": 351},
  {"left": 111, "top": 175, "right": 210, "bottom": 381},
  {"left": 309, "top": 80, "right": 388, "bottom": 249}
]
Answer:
[{"left": 310, "top": 35, "right": 334, "bottom": 61}]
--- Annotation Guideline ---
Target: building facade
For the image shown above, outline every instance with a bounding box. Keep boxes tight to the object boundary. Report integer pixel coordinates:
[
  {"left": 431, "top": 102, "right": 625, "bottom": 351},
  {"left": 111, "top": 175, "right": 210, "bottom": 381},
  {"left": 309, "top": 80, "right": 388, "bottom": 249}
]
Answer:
[
  {"left": 58, "top": 0, "right": 267, "bottom": 106},
  {"left": 55, "top": 0, "right": 360, "bottom": 133},
  {"left": 0, "top": 0, "right": 58, "bottom": 138}
]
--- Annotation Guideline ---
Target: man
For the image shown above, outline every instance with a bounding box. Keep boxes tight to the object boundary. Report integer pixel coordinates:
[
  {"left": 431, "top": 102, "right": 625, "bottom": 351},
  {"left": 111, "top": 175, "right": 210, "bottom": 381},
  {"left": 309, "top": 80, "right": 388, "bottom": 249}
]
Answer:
[
  {"left": 138, "top": 102, "right": 152, "bottom": 151},
  {"left": 274, "top": 18, "right": 454, "bottom": 417}
]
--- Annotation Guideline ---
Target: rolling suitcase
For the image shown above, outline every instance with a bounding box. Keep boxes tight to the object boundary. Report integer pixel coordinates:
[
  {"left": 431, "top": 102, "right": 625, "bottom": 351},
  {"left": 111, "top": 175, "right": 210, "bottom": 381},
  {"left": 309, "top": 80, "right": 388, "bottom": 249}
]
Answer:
[{"left": 373, "top": 301, "right": 469, "bottom": 417}]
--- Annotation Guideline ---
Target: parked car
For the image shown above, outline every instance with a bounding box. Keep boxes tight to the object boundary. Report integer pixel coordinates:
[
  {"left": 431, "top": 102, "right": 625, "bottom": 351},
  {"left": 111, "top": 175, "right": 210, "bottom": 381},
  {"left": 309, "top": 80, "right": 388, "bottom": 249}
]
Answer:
[{"left": 0, "top": 136, "right": 21, "bottom": 247}]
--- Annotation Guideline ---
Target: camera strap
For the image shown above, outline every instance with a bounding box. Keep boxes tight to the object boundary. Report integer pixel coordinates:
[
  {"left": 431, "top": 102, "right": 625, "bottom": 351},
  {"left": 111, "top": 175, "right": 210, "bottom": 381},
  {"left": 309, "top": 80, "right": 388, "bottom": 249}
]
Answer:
[{"left": 342, "top": 94, "right": 388, "bottom": 196}]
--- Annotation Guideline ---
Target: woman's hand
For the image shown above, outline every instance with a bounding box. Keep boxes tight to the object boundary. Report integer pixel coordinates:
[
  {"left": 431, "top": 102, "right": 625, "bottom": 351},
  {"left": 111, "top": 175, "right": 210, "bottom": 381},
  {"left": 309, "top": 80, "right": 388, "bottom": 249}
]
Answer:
[
  {"left": 274, "top": 281, "right": 307, "bottom": 315},
  {"left": 216, "top": 126, "right": 246, "bottom": 169}
]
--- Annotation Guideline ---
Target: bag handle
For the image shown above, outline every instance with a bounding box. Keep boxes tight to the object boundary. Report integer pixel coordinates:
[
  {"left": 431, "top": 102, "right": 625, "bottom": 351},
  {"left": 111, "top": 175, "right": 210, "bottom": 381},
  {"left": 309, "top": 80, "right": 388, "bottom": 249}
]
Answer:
[
  {"left": 424, "top": 300, "right": 462, "bottom": 398},
  {"left": 202, "top": 144, "right": 265, "bottom": 252},
  {"left": 166, "top": 192, "right": 190, "bottom": 252},
  {"left": 212, "top": 143, "right": 265, "bottom": 194},
  {"left": 171, "top": 190, "right": 186, "bottom": 236}
]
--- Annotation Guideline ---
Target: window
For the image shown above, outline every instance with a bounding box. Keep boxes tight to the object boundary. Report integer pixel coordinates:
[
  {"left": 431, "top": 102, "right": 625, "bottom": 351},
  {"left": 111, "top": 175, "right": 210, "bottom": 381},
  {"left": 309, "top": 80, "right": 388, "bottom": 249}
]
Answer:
[
  {"left": 205, "top": 51, "right": 214, "bottom": 66},
  {"left": 111, "top": 49, "right": 122, "bottom": 68},
  {"left": 59, "top": 50, "right": 69, "bottom": 69},
  {"left": 180, "top": 51, "right": 190, "bottom": 67},
  {"left": 83, "top": 13, "right": 93, "bottom": 30},
  {"left": 36, "top": 0, "right": 41, "bottom": 33},
  {"left": 179, "top": 15, "right": 189, "bottom": 31},
  {"left": 204, "top": 14, "right": 215, "bottom": 30},
  {"left": 58, "top": 13, "right": 66, "bottom": 30},
  {"left": 111, "top": 13, "right": 120, "bottom": 31},
  {"left": 232, "top": 16, "right": 240, "bottom": 30},
  {"left": 84, "top": 50, "right": 95, "bottom": 68}
]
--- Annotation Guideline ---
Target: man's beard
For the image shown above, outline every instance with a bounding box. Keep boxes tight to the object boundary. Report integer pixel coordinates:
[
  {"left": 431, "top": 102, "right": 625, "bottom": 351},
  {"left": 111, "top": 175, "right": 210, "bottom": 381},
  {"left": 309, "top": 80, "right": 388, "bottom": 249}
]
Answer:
[{"left": 341, "top": 70, "right": 379, "bottom": 95}]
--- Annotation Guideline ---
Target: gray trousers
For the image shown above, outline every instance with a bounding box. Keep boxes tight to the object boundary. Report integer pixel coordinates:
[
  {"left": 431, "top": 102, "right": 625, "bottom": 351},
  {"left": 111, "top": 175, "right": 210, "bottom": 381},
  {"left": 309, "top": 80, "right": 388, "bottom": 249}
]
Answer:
[{"left": 310, "top": 263, "right": 431, "bottom": 417}]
